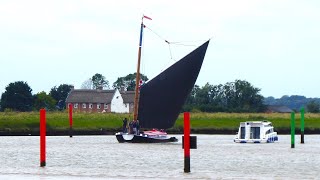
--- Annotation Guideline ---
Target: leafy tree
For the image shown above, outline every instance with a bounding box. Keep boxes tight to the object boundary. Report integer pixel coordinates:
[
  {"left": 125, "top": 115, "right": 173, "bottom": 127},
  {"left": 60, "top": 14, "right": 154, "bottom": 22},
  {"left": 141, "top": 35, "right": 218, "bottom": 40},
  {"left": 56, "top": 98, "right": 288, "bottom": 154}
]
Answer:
[
  {"left": 92, "top": 73, "right": 109, "bottom": 89},
  {"left": 0, "top": 81, "right": 33, "bottom": 111},
  {"left": 223, "top": 80, "right": 266, "bottom": 112},
  {"left": 185, "top": 85, "right": 200, "bottom": 105},
  {"left": 183, "top": 80, "right": 266, "bottom": 112},
  {"left": 306, "top": 100, "right": 320, "bottom": 113},
  {"left": 211, "top": 84, "right": 225, "bottom": 106},
  {"left": 279, "top": 95, "right": 307, "bottom": 110},
  {"left": 113, "top": 73, "right": 148, "bottom": 91},
  {"left": 264, "top": 96, "right": 276, "bottom": 105},
  {"left": 49, "top": 84, "right": 73, "bottom": 110},
  {"left": 263, "top": 95, "right": 318, "bottom": 111},
  {"left": 194, "top": 83, "right": 213, "bottom": 105},
  {"left": 81, "top": 78, "right": 93, "bottom": 89},
  {"left": 183, "top": 85, "right": 201, "bottom": 112},
  {"left": 34, "top": 91, "right": 56, "bottom": 111}
]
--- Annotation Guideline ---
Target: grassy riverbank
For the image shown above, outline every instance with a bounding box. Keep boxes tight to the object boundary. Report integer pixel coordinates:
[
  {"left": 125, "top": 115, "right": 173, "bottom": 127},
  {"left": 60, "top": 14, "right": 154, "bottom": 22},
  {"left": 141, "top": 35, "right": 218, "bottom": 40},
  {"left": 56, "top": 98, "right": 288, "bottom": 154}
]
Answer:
[{"left": 0, "top": 112, "right": 320, "bottom": 135}]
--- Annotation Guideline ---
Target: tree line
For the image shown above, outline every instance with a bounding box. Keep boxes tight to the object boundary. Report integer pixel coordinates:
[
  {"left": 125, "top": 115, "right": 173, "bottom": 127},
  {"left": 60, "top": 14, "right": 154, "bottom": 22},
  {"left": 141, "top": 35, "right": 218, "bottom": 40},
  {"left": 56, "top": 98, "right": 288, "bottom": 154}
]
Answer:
[
  {"left": 1, "top": 73, "right": 319, "bottom": 113},
  {"left": 264, "top": 95, "right": 320, "bottom": 113},
  {"left": 0, "top": 73, "right": 149, "bottom": 112},
  {"left": 183, "top": 80, "right": 266, "bottom": 113}
]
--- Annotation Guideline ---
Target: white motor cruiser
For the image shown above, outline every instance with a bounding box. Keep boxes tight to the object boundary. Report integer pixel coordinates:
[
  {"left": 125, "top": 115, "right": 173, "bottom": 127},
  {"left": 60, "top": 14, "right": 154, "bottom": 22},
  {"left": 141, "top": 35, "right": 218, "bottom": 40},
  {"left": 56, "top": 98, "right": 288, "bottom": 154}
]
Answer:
[{"left": 234, "top": 121, "right": 278, "bottom": 143}]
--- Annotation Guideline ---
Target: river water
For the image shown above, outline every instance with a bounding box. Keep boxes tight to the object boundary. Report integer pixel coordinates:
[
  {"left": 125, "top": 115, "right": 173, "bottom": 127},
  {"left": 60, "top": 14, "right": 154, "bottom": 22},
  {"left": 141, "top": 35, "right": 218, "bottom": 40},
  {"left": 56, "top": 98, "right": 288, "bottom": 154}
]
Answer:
[{"left": 0, "top": 135, "right": 319, "bottom": 179}]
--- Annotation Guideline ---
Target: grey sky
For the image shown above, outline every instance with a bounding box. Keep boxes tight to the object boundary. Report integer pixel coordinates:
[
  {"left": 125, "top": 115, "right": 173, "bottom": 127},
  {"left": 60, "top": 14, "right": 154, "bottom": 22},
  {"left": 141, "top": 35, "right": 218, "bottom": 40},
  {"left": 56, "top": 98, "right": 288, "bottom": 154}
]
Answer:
[{"left": 0, "top": 0, "right": 319, "bottom": 98}]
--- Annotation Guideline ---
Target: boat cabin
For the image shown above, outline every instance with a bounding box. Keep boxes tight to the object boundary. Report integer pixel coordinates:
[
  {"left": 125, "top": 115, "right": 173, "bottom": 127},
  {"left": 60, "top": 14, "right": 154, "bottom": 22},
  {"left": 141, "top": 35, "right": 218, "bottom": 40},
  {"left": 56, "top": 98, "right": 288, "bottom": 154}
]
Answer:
[{"left": 234, "top": 121, "right": 278, "bottom": 143}]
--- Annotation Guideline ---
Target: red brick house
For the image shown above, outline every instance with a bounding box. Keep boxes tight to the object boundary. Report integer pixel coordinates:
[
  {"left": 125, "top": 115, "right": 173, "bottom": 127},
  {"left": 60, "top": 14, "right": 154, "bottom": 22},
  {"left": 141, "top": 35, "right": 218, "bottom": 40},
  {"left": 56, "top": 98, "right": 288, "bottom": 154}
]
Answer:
[{"left": 66, "top": 88, "right": 135, "bottom": 113}]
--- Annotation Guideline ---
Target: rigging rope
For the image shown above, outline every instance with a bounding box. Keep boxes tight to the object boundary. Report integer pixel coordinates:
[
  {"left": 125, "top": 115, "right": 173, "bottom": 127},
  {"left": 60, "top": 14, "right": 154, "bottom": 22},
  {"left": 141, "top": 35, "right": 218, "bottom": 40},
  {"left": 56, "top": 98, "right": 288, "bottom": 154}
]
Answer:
[
  {"left": 144, "top": 25, "right": 207, "bottom": 60},
  {"left": 145, "top": 26, "right": 201, "bottom": 46}
]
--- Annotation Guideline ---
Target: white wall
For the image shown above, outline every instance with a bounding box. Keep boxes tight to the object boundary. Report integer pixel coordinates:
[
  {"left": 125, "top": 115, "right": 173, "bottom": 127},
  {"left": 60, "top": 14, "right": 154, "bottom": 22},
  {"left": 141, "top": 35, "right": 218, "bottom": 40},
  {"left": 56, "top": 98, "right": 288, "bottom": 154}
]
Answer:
[{"left": 111, "top": 89, "right": 129, "bottom": 113}]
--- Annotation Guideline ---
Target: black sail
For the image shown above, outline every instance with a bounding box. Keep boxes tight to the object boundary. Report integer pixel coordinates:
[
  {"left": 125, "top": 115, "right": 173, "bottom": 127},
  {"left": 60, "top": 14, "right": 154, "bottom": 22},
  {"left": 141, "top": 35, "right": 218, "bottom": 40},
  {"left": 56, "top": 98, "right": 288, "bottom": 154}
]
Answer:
[{"left": 138, "top": 40, "right": 210, "bottom": 129}]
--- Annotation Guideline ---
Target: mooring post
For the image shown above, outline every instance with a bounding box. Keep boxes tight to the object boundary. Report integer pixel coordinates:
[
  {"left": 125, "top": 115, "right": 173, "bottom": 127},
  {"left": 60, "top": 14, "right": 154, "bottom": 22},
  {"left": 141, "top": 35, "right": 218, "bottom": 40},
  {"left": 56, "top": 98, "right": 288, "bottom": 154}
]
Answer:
[
  {"left": 69, "top": 104, "right": 73, "bottom": 138},
  {"left": 184, "top": 112, "right": 190, "bottom": 173},
  {"left": 40, "top": 108, "right": 46, "bottom": 167},
  {"left": 291, "top": 112, "right": 295, "bottom": 148},
  {"left": 300, "top": 107, "right": 305, "bottom": 144}
]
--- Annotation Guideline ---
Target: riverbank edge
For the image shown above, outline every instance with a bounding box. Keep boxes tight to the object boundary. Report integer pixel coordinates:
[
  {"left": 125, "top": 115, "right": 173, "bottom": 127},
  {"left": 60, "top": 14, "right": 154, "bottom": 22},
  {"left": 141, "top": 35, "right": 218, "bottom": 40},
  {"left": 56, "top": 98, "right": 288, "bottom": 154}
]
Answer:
[{"left": 1, "top": 128, "right": 319, "bottom": 136}]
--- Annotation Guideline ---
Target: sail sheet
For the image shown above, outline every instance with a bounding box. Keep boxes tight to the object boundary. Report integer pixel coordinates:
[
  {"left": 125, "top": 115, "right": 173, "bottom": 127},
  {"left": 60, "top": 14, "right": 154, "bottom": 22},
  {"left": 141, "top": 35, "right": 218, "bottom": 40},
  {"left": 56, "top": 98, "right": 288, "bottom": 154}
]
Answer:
[{"left": 138, "top": 40, "right": 210, "bottom": 129}]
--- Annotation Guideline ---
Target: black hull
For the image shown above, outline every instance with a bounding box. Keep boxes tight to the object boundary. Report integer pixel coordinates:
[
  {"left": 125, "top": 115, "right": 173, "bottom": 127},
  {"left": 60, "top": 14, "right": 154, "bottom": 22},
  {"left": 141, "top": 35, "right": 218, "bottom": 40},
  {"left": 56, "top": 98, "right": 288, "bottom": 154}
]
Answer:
[{"left": 116, "top": 133, "right": 178, "bottom": 143}]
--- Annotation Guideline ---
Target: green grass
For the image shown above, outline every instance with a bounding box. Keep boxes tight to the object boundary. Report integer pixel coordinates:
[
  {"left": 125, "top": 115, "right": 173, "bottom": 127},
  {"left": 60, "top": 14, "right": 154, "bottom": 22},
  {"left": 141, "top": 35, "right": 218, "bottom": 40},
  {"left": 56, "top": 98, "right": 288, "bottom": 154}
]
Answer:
[
  {"left": 173, "top": 112, "right": 320, "bottom": 130},
  {"left": 1, "top": 112, "right": 320, "bottom": 133},
  {"left": 0, "top": 111, "right": 128, "bottom": 132}
]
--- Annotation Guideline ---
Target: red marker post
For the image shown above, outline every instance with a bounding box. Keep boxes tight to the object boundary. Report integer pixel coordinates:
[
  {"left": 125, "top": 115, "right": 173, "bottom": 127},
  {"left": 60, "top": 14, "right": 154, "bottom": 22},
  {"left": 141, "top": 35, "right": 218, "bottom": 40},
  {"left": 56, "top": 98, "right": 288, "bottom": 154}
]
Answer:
[
  {"left": 40, "top": 109, "right": 46, "bottom": 167},
  {"left": 184, "top": 112, "right": 190, "bottom": 173},
  {"left": 69, "top": 104, "right": 73, "bottom": 138}
]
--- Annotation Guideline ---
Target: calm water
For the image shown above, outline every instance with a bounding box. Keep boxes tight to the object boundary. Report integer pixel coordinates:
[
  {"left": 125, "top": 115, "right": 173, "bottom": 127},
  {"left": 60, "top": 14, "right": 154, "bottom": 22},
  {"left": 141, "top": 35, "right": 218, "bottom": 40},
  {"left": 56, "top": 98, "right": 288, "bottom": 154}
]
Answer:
[{"left": 0, "top": 135, "right": 319, "bottom": 179}]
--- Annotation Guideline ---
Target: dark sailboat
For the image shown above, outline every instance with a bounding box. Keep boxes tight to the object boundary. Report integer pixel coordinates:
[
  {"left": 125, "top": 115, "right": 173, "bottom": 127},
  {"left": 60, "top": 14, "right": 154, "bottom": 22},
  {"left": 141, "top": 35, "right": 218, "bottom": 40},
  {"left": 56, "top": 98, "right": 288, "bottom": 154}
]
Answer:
[{"left": 115, "top": 16, "right": 209, "bottom": 143}]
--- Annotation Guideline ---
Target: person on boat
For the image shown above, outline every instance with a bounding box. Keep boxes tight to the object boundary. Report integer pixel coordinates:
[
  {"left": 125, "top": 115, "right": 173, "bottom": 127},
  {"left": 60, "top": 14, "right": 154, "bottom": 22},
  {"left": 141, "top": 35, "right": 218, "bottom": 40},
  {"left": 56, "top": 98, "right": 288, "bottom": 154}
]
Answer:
[
  {"left": 132, "top": 120, "right": 137, "bottom": 134},
  {"left": 136, "top": 120, "right": 140, "bottom": 135},
  {"left": 129, "top": 121, "right": 133, "bottom": 134},
  {"left": 122, "top": 118, "right": 128, "bottom": 133}
]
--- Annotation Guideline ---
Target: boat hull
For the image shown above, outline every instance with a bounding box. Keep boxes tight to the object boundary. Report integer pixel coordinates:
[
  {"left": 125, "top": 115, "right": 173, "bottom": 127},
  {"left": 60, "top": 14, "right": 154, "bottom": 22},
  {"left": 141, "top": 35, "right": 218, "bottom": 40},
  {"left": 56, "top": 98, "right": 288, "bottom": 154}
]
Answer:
[
  {"left": 234, "top": 136, "right": 279, "bottom": 143},
  {"left": 115, "top": 132, "right": 178, "bottom": 143}
]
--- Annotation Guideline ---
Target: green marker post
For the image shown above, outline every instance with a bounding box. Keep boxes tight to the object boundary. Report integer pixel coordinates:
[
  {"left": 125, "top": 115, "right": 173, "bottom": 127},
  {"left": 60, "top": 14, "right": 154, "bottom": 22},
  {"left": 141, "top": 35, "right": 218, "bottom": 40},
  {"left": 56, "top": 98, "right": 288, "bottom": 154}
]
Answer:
[
  {"left": 291, "top": 112, "right": 295, "bottom": 148},
  {"left": 300, "top": 107, "right": 305, "bottom": 144}
]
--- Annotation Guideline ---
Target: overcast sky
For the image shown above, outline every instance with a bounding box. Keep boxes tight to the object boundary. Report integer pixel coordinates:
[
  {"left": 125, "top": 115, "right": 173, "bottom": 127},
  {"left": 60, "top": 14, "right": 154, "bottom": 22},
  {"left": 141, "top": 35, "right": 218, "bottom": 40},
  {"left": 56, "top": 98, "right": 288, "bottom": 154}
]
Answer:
[{"left": 0, "top": 0, "right": 319, "bottom": 98}]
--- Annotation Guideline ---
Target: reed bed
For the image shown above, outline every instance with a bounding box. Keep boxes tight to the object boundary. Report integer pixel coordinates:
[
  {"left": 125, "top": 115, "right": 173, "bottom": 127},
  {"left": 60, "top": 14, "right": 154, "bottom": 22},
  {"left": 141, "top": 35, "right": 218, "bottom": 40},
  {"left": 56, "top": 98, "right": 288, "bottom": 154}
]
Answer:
[{"left": 1, "top": 112, "right": 320, "bottom": 133}]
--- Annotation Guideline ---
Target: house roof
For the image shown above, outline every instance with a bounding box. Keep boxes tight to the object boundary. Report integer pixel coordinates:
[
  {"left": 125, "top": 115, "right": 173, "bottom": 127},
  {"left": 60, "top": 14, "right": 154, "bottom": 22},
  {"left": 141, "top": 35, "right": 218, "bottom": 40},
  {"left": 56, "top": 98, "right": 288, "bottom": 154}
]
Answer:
[
  {"left": 267, "top": 105, "right": 293, "bottom": 113},
  {"left": 120, "top": 91, "right": 135, "bottom": 103},
  {"left": 66, "top": 89, "right": 115, "bottom": 104}
]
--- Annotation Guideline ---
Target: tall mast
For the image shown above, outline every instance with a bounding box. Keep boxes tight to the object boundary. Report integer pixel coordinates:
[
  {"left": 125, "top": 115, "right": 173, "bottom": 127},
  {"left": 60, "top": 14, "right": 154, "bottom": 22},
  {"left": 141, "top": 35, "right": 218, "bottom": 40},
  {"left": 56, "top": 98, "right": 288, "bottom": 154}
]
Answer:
[{"left": 133, "top": 17, "right": 144, "bottom": 121}]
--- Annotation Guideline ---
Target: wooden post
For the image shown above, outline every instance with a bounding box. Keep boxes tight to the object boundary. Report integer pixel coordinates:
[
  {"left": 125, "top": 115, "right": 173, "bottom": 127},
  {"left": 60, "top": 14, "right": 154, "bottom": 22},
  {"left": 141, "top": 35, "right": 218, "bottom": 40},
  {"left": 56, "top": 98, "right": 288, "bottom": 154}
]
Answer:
[
  {"left": 69, "top": 104, "right": 73, "bottom": 138},
  {"left": 184, "top": 112, "right": 190, "bottom": 173},
  {"left": 300, "top": 107, "right": 305, "bottom": 144},
  {"left": 291, "top": 112, "right": 295, "bottom": 148},
  {"left": 40, "top": 109, "right": 46, "bottom": 167}
]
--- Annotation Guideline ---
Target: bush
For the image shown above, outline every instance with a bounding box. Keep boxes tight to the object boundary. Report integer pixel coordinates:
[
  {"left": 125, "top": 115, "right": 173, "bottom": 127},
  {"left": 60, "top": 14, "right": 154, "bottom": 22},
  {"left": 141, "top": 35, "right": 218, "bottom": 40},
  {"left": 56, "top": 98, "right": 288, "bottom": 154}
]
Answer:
[{"left": 4, "top": 108, "right": 13, "bottom": 113}]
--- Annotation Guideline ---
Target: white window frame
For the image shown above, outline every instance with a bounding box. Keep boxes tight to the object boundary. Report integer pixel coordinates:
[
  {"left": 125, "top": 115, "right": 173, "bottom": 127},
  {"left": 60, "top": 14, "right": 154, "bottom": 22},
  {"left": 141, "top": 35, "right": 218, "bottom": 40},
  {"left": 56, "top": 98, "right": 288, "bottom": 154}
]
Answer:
[
  {"left": 89, "top": 103, "right": 93, "bottom": 109},
  {"left": 97, "top": 104, "right": 101, "bottom": 109},
  {"left": 82, "top": 103, "right": 86, "bottom": 109},
  {"left": 104, "top": 104, "right": 108, "bottom": 109},
  {"left": 74, "top": 103, "right": 78, "bottom": 109}
]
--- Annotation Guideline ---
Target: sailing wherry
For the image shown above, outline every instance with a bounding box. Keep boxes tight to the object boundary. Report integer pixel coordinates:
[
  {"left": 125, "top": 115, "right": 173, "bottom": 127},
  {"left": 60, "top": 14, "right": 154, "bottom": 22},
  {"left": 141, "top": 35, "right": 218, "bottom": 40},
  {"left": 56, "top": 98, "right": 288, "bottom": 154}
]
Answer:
[{"left": 115, "top": 16, "right": 209, "bottom": 143}]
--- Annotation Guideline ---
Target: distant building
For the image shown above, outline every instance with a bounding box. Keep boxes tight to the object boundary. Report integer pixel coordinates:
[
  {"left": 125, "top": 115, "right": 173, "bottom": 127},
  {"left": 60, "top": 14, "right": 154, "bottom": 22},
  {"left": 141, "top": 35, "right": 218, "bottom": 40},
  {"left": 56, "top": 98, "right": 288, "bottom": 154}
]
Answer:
[
  {"left": 65, "top": 88, "right": 135, "bottom": 113},
  {"left": 266, "top": 105, "right": 293, "bottom": 113}
]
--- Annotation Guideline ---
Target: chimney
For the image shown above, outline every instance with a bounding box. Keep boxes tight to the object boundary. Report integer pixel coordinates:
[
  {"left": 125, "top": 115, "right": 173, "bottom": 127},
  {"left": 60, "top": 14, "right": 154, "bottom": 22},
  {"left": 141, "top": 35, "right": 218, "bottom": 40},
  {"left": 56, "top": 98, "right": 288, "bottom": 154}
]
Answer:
[{"left": 97, "top": 85, "right": 103, "bottom": 90}]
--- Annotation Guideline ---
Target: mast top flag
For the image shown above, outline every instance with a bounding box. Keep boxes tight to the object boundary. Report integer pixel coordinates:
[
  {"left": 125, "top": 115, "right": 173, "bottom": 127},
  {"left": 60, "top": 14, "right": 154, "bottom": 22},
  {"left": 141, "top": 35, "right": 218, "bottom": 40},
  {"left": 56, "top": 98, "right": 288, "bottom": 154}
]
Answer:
[{"left": 143, "top": 15, "right": 152, "bottom": 21}]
